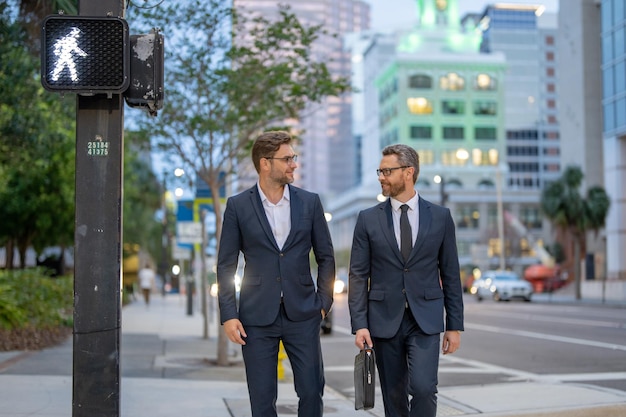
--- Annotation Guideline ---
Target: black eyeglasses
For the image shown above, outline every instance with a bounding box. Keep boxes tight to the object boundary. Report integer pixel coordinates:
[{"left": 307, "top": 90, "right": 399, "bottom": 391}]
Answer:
[
  {"left": 266, "top": 155, "right": 298, "bottom": 164},
  {"left": 376, "top": 166, "right": 409, "bottom": 177}
]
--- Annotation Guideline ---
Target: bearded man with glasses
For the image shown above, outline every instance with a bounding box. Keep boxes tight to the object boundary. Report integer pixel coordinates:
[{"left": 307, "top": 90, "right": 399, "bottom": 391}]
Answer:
[
  {"left": 348, "top": 143, "right": 464, "bottom": 417},
  {"left": 217, "top": 130, "right": 335, "bottom": 417}
]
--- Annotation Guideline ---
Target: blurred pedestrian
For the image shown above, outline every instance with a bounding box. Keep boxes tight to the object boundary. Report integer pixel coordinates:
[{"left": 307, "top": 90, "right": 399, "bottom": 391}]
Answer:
[{"left": 138, "top": 263, "right": 156, "bottom": 306}]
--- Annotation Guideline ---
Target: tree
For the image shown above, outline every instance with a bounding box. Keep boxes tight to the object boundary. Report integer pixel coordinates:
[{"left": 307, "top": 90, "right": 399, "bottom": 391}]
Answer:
[
  {"left": 540, "top": 166, "right": 611, "bottom": 299},
  {"left": 0, "top": 2, "right": 75, "bottom": 269},
  {"left": 16, "top": 0, "right": 78, "bottom": 53},
  {"left": 129, "top": 0, "right": 351, "bottom": 364},
  {"left": 122, "top": 130, "right": 163, "bottom": 257}
]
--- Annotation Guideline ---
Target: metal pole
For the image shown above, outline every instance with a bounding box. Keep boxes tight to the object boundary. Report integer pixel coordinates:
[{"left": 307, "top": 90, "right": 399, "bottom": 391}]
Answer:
[
  {"left": 496, "top": 168, "right": 505, "bottom": 270},
  {"left": 200, "top": 209, "right": 209, "bottom": 339},
  {"left": 160, "top": 174, "right": 168, "bottom": 296},
  {"left": 73, "top": 2, "right": 125, "bottom": 415}
]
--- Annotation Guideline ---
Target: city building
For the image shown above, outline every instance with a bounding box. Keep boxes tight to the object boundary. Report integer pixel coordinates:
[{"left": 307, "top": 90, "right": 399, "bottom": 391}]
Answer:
[
  {"left": 558, "top": 0, "right": 607, "bottom": 280},
  {"left": 327, "top": 0, "right": 557, "bottom": 275},
  {"left": 599, "top": 0, "right": 626, "bottom": 280},
  {"left": 233, "top": 0, "right": 370, "bottom": 194}
]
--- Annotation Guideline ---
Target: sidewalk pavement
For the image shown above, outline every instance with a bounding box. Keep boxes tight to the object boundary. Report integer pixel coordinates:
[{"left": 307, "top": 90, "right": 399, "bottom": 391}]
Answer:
[{"left": 0, "top": 293, "right": 625, "bottom": 417}]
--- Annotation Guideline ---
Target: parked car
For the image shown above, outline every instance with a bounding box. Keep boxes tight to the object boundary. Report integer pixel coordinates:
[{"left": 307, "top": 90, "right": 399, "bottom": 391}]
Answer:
[{"left": 470, "top": 270, "right": 533, "bottom": 302}]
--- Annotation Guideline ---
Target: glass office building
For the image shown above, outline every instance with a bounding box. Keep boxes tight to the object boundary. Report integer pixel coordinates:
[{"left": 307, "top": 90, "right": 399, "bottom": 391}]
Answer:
[{"left": 601, "top": 0, "right": 626, "bottom": 280}]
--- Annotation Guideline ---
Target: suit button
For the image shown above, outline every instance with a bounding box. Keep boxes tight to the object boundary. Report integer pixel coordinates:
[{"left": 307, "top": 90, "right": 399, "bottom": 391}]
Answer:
[
  {"left": 404, "top": 268, "right": 409, "bottom": 272},
  {"left": 280, "top": 253, "right": 284, "bottom": 257},
  {"left": 402, "top": 289, "right": 406, "bottom": 294},
  {"left": 277, "top": 277, "right": 281, "bottom": 282}
]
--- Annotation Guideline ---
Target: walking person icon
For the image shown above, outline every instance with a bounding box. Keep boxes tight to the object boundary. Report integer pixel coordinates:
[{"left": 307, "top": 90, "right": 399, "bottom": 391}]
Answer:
[{"left": 50, "top": 27, "right": 87, "bottom": 82}]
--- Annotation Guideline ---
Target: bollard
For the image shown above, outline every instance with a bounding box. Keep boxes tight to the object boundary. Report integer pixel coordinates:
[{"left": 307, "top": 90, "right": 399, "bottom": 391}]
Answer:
[{"left": 277, "top": 341, "right": 287, "bottom": 380}]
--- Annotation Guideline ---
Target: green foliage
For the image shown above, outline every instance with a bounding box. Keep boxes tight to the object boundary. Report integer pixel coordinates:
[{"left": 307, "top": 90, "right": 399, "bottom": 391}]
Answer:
[
  {"left": 540, "top": 166, "right": 611, "bottom": 237},
  {"left": 0, "top": 269, "right": 73, "bottom": 330},
  {"left": 123, "top": 129, "right": 162, "bottom": 259},
  {"left": 0, "top": 3, "right": 75, "bottom": 264},
  {"left": 540, "top": 165, "right": 611, "bottom": 297},
  {"left": 128, "top": 0, "right": 351, "bottom": 199}
]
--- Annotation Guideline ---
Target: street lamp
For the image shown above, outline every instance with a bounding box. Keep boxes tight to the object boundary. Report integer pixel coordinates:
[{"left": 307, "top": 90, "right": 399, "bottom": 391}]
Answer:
[
  {"left": 159, "top": 172, "right": 169, "bottom": 296},
  {"left": 433, "top": 175, "right": 448, "bottom": 206}
]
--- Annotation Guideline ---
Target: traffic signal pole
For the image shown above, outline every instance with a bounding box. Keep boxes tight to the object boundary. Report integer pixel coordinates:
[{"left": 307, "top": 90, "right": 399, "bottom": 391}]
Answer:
[{"left": 72, "top": 1, "right": 125, "bottom": 416}]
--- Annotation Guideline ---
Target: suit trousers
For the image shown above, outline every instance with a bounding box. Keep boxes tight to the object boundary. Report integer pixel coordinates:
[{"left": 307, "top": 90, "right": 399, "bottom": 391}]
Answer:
[
  {"left": 241, "top": 303, "right": 324, "bottom": 417},
  {"left": 373, "top": 308, "right": 440, "bottom": 417}
]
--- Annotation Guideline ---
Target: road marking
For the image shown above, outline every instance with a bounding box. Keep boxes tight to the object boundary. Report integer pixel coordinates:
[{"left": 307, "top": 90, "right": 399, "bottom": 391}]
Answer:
[
  {"left": 469, "top": 310, "right": 626, "bottom": 329},
  {"left": 465, "top": 323, "right": 626, "bottom": 351}
]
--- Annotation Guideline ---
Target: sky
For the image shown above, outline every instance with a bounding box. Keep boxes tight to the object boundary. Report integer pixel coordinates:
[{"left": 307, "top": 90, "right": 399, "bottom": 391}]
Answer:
[{"left": 365, "top": 0, "right": 559, "bottom": 32}]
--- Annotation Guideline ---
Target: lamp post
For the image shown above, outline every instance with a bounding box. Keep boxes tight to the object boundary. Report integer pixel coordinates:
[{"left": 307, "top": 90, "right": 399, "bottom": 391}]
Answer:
[
  {"left": 159, "top": 173, "right": 169, "bottom": 296},
  {"left": 496, "top": 164, "right": 506, "bottom": 270},
  {"left": 433, "top": 175, "right": 448, "bottom": 206}
]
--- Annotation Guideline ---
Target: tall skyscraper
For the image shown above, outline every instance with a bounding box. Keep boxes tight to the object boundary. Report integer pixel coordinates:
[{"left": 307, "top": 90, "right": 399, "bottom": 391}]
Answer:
[
  {"left": 599, "top": 0, "right": 626, "bottom": 280},
  {"left": 233, "top": 0, "right": 370, "bottom": 196}
]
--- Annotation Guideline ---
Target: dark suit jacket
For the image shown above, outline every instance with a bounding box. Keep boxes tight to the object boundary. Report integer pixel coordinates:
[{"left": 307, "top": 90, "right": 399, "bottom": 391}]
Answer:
[
  {"left": 348, "top": 197, "right": 464, "bottom": 338},
  {"left": 217, "top": 184, "right": 335, "bottom": 327}
]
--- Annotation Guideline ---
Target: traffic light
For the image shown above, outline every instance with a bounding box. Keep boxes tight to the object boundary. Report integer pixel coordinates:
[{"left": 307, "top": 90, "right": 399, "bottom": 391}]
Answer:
[
  {"left": 124, "top": 29, "right": 164, "bottom": 116},
  {"left": 41, "top": 15, "right": 130, "bottom": 94}
]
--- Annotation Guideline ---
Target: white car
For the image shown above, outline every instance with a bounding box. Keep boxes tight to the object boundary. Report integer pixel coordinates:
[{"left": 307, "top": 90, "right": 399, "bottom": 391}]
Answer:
[{"left": 470, "top": 270, "right": 533, "bottom": 302}]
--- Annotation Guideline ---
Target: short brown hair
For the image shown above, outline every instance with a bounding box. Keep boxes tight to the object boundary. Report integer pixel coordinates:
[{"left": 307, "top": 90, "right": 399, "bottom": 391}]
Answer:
[
  {"left": 382, "top": 144, "right": 420, "bottom": 183},
  {"left": 251, "top": 131, "right": 293, "bottom": 173}
]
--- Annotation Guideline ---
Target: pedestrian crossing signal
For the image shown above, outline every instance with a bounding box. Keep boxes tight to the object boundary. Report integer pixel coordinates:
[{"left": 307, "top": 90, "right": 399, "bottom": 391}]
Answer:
[{"left": 41, "top": 15, "right": 130, "bottom": 94}]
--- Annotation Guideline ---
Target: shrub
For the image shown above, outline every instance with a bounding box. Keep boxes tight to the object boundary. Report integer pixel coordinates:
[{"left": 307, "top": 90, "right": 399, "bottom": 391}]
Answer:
[{"left": 0, "top": 269, "right": 73, "bottom": 351}]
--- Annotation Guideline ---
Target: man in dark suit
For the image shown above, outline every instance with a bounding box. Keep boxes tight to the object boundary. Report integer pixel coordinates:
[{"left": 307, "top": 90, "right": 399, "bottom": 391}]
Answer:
[
  {"left": 217, "top": 131, "right": 335, "bottom": 417},
  {"left": 348, "top": 144, "right": 464, "bottom": 417}
]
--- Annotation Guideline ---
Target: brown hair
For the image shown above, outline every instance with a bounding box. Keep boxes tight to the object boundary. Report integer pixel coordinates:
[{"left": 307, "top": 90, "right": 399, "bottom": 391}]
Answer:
[
  {"left": 251, "top": 131, "right": 293, "bottom": 173},
  {"left": 382, "top": 144, "right": 420, "bottom": 183}
]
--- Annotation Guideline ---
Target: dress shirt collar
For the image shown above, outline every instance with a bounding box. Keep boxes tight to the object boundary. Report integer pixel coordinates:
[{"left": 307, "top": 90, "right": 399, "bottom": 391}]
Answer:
[
  {"left": 257, "top": 183, "right": 290, "bottom": 205},
  {"left": 390, "top": 191, "right": 418, "bottom": 212}
]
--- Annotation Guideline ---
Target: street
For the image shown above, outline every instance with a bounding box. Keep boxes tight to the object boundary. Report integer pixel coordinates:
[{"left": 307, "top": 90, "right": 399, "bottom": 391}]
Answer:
[{"left": 321, "top": 293, "right": 626, "bottom": 401}]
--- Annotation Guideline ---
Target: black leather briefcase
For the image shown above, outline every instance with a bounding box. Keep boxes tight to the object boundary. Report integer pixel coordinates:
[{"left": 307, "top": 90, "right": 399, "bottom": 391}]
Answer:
[{"left": 354, "top": 344, "right": 376, "bottom": 410}]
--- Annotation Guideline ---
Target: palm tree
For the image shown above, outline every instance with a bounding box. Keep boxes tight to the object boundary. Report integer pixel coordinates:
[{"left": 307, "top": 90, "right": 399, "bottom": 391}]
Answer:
[{"left": 540, "top": 166, "right": 611, "bottom": 299}]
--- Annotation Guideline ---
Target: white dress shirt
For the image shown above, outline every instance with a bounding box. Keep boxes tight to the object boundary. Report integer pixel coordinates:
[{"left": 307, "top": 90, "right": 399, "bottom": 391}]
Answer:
[{"left": 258, "top": 184, "right": 291, "bottom": 249}]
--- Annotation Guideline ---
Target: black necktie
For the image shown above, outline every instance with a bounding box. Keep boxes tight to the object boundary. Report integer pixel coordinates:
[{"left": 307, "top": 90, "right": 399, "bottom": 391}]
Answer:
[{"left": 400, "top": 204, "right": 412, "bottom": 262}]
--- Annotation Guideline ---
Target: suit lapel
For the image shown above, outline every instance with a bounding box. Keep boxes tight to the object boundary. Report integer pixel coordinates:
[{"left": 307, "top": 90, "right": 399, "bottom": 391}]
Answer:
[
  {"left": 378, "top": 200, "right": 405, "bottom": 264},
  {"left": 249, "top": 186, "right": 280, "bottom": 250},
  {"left": 282, "top": 185, "right": 300, "bottom": 250},
  {"left": 410, "top": 197, "right": 431, "bottom": 259}
]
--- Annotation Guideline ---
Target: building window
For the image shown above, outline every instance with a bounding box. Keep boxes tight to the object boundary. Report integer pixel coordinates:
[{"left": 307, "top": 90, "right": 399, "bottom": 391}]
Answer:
[
  {"left": 417, "top": 149, "right": 435, "bottom": 164},
  {"left": 543, "top": 131, "right": 559, "bottom": 140},
  {"left": 547, "top": 99, "right": 556, "bottom": 108},
  {"left": 442, "top": 126, "right": 464, "bottom": 140},
  {"left": 520, "top": 207, "right": 542, "bottom": 229},
  {"left": 410, "top": 125, "right": 433, "bottom": 139},
  {"left": 546, "top": 67, "right": 555, "bottom": 77},
  {"left": 472, "top": 148, "right": 499, "bottom": 166},
  {"left": 440, "top": 72, "right": 465, "bottom": 91},
  {"left": 407, "top": 97, "right": 433, "bottom": 114},
  {"left": 455, "top": 204, "right": 479, "bottom": 229},
  {"left": 473, "top": 101, "right": 497, "bottom": 116},
  {"left": 545, "top": 35, "right": 554, "bottom": 45},
  {"left": 409, "top": 74, "right": 432, "bottom": 89},
  {"left": 442, "top": 150, "right": 469, "bottom": 166},
  {"left": 543, "top": 163, "right": 560, "bottom": 172},
  {"left": 474, "top": 73, "right": 497, "bottom": 91},
  {"left": 547, "top": 83, "right": 555, "bottom": 92},
  {"left": 442, "top": 100, "right": 465, "bottom": 115},
  {"left": 546, "top": 51, "right": 554, "bottom": 61},
  {"left": 475, "top": 127, "right": 497, "bottom": 140}
]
